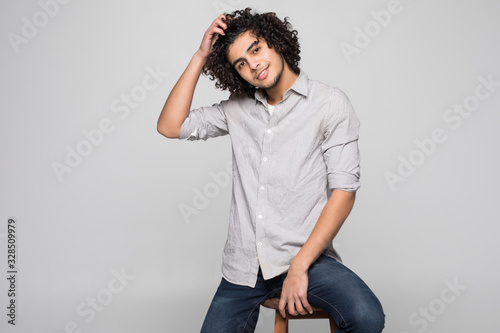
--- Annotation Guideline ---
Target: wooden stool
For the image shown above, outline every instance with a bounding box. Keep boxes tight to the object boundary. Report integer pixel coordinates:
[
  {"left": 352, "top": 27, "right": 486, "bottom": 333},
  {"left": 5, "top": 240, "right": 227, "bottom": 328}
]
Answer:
[{"left": 261, "top": 298, "right": 339, "bottom": 333}]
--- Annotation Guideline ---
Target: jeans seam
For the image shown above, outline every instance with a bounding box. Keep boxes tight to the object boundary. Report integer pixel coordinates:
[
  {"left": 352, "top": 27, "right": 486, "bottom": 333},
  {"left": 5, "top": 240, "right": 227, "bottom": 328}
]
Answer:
[
  {"left": 307, "top": 292, "right": 347, "bottom": 329},
  {"left": 241, "top": 289, "right": 280, "bottom": 332}
]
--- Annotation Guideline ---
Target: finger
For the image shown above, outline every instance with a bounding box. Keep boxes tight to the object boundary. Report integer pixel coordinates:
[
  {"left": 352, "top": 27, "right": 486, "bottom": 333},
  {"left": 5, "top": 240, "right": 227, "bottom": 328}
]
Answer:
[
  {"left": 209, "top": 23, "right": 226, "bottom": 37},
  {"left": 301, "top": 296, "right": 313, "bottom": 315},
  {"left": 287, "top": 301, "right": 299, "bottom": 316},
  {"left": 214, "top": 16, "right": 228, "bottom": 30},
  {"left": 213, "top": 27, "right": 225, "bottom": 36},
  {"left": 294, "top": 299, "right": 308, "bottom": 316},
  {"left": 213, "top": 20, "right": 226, "bottom": 30},
  {"left": 297, "top": 296, "right": 313, "bottom": 315},
  {"left": 218, "top": 18, "right": 228, "bottom": 29},
  {"left": 206, "top": 27, "right": 225, "bottom": 42},
  {"left": 278, "top": 298, "right": 287, "bottom": 319}
]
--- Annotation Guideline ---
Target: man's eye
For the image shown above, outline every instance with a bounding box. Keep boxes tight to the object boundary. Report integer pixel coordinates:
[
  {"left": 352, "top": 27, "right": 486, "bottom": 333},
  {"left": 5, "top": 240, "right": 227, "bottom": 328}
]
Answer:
[
  {"left": 254, "top": 47, "right": 260, "bottom": 53},
  {"left": 238, "top": 61, "right": 245, "bottom": 68}
]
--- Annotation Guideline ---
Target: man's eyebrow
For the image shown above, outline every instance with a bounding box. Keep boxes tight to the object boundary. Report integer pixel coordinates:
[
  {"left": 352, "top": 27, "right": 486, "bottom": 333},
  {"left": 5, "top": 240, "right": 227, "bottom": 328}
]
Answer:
[{"left": 231, "top": 40, "right": 260, "bottom": 68}]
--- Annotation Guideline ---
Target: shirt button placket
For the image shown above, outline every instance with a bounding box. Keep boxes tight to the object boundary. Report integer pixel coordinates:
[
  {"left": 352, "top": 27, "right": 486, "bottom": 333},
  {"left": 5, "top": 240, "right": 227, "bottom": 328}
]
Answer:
[{"left": 255, "top": 126, "right": 273, "bottom": 271}]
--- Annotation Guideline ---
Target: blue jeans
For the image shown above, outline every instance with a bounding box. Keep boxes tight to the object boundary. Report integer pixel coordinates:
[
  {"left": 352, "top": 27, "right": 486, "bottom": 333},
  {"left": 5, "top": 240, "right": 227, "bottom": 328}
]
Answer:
[{"left": 200, "top": 255, "right": 385, "bottom": 332}]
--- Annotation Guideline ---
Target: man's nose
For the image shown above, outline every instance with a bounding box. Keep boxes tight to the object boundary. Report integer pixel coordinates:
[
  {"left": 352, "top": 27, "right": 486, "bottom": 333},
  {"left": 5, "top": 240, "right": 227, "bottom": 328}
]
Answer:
[{"left": 248, "top": 59, "right": 260, "bottom": 71}]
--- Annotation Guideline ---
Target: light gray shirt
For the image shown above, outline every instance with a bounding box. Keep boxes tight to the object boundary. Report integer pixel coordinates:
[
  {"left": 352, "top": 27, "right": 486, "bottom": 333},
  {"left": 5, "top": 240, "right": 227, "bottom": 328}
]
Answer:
[{"left": 178, "top": 70, "right": 361, "bottom": 287}]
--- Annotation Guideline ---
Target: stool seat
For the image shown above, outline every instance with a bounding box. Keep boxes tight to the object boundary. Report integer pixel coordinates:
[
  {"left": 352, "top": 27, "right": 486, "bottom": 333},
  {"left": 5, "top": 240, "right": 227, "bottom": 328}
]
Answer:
[{"left": 261, "top": 298, "right": 339, "bottom": 332}]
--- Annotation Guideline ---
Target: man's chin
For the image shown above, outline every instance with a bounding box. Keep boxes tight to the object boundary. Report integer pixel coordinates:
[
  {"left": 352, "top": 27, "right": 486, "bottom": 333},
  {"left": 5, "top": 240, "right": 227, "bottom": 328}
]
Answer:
[
  {"left": 259, "top": 73, "right": 282, "bottom": 90},
  {"left": 266, "top": 79, "right": 281, "bottom": 91}
]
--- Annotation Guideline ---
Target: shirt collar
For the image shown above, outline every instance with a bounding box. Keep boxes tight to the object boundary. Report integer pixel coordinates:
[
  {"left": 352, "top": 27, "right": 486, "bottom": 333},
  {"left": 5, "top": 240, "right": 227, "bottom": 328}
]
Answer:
[{"left": 254, "top": 69, "right": 309, "bottom": 105}]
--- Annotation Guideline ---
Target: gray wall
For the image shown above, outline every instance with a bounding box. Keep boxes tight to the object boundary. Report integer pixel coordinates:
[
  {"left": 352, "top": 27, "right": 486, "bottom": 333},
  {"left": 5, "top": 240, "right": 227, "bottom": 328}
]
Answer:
[{"left": 1, "top": 0, "right": 499, "bottom": 332}]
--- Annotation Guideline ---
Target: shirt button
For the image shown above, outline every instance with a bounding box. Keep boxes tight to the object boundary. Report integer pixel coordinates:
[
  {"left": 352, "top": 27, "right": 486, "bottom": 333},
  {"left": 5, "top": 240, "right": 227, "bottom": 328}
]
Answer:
[
  {"left": 259, "top": 185, "right": 265, "bottom": 191},
  {"left": 267, "top": 129, "right": 272, "bottom": 133},
  {"left": 262, "top": 157, "right": 267, "bottom": 161},
  {"left": 258, "top": 214, "right": 263, "bottom": 219},
  {"left": 257, "top": 242, "right": 263, "bottom": 246}
]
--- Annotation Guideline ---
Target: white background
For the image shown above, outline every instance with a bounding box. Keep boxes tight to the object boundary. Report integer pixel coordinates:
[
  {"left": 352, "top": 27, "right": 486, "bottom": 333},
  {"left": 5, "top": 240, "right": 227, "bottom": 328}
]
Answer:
[{"left": 1, "top": 0, "right": 499, "bottom": 332}]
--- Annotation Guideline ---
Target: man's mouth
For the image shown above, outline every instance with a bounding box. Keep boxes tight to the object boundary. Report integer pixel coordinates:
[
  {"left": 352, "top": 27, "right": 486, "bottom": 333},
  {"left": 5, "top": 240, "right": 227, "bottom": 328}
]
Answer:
[{"left": 256, "top": 67, "right": 269, "bottom": 80}]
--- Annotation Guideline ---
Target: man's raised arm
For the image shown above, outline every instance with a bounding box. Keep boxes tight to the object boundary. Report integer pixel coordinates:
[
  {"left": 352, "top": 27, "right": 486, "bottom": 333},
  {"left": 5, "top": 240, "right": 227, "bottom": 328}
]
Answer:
[{"left": 157, "top": 14, "right": 227, "bottom": 138}]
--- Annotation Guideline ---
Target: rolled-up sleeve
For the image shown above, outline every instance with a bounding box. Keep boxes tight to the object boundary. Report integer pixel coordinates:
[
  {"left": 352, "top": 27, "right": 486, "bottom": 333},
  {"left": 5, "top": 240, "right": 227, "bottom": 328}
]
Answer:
[
  {"left": 320, "top": 89, "right": 361, "bottom": 192},
  {"left": 178, "top": 98, "right": 229, "bottom": 141}
]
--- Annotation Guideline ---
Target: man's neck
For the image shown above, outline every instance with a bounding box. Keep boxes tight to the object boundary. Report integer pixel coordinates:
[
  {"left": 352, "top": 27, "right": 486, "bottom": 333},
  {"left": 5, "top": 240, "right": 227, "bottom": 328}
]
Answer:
[{"left": 264, "top": 63, "right": 298, "bottom": 106}]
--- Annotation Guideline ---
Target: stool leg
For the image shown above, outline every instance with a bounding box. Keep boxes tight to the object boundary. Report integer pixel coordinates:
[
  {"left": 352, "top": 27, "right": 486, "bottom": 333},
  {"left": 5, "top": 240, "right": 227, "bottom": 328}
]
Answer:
[
  {"left": 274, "top": 310, "right": 288, "bottom": 333},
  {"left": 329, "top": 316, "right": 339, "bottom": 332}
]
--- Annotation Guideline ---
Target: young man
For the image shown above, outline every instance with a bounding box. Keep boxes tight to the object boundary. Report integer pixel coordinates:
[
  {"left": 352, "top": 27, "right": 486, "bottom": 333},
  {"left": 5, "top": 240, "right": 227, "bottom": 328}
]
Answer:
[{"left": 158, "top": 8, "right": 385, "bottom": 332}]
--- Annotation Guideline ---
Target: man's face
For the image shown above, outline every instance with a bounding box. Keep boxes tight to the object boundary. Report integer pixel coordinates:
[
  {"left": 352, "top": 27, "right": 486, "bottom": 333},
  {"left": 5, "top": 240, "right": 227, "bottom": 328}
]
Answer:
[{"left": 226, "top": 30, "right": 284, "bottom": 90}]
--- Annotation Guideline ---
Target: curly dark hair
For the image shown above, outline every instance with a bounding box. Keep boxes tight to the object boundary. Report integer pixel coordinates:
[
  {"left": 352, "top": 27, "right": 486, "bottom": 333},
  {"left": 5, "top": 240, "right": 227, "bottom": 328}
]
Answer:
[{"left": 202, "top": 7, "right": 301, "bottom": 98}]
